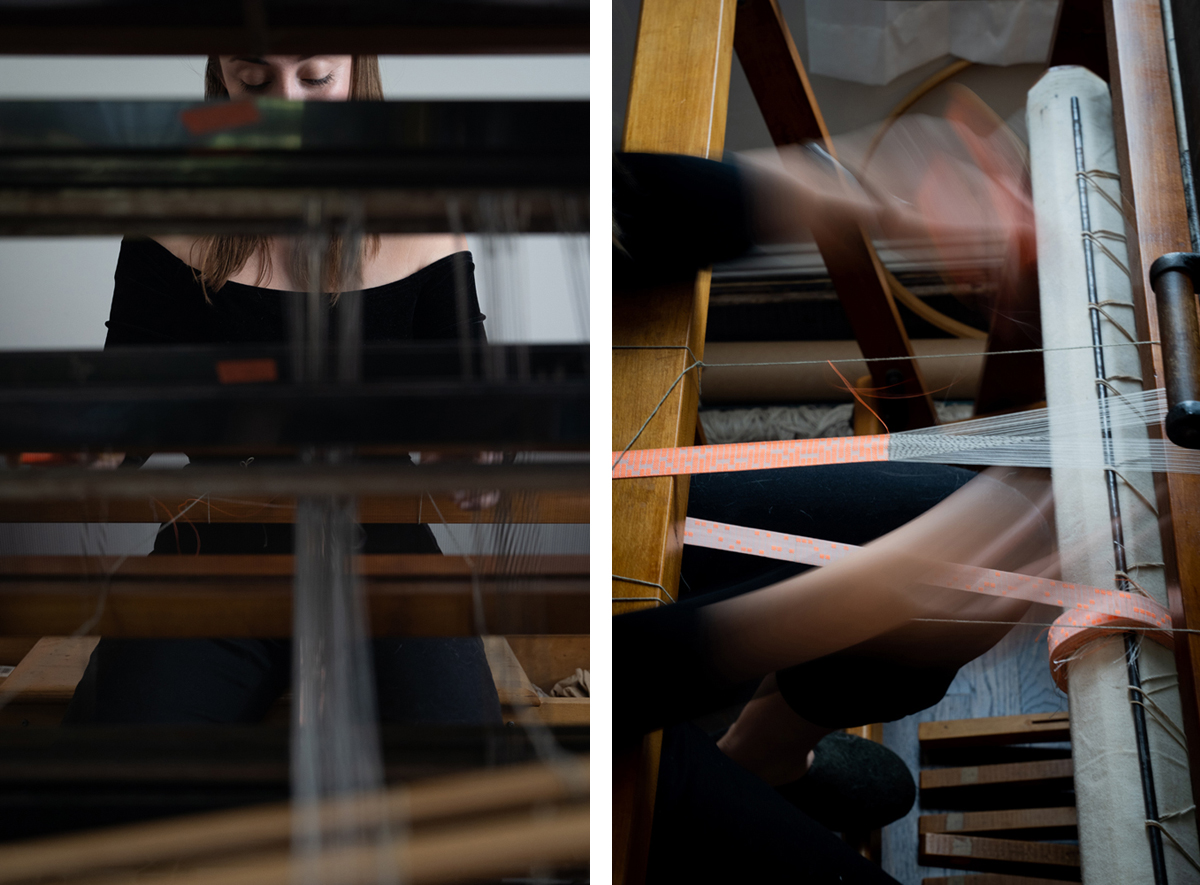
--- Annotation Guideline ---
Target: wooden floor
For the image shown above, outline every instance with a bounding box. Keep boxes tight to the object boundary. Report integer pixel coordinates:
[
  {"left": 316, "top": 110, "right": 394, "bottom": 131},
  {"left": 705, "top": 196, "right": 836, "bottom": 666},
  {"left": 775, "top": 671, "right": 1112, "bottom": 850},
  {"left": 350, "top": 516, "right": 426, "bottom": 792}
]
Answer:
[{"left": 881, "top": 615, "right": 1070, "bottom": 884}]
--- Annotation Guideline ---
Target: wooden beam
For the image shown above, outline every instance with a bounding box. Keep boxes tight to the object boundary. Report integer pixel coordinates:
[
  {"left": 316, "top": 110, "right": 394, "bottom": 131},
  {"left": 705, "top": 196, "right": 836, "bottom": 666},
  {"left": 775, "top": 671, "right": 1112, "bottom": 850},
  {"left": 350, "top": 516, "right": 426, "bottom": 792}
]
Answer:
[
  {"left": 483, "top": 635, "right": 545, "bottom": 706},
  {"left": 0, "top": 758, "right": 588, "bottom": 885},
  {"left": 0, "top": 555, "right": 588, "bottom": 637},
  {"left": 0, "top": 2, "right": 589, "bottom": 55},
  {"left": 919, "top": 713, "right": 1071, "bottom": 748},
  {"left": 0, "top": 491, "right": 588, "bottom": 525},
  {"left": 732, "top": 0, "right": 938, "bottom": 430},
  {"left": 920, "top": 807, "right": 1078, "bottom": 836},
  {"left": 920, "top": 759, "right": 1074, "bottom": 791},
  {"left": 0, "top": 635, "right": 96, "bottom": 703},
  {"left": 614, "top": 2, "right": 737, "bottom": 883},
  {"left": 1103, "top": 0, "right": 1200, "bottom": 828},
  {"left": 0, "top": 635, "right": 98, "bottom": 725},
  {"left": 0, "top": 803, "right": 589, "bottom": 885},
  {"left": 522, "top": 697, "right": 589, "bottom": 725},
  {"left": 919, "top": 833, "right": 1080, "bottom": 878},
  {"left": 613, "top": 0, "right": 737, "bottom": 609},
  {"left": 504, "top": 634, "right": 589, "bottom": 692}
]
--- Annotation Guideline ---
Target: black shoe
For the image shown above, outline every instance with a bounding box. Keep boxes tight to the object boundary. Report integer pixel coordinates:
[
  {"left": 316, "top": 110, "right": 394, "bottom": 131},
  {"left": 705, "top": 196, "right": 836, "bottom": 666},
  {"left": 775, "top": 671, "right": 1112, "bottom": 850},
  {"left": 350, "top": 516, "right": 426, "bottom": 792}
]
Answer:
[{"left": 776, "top": 731, "right": 915, "bottom": 832}]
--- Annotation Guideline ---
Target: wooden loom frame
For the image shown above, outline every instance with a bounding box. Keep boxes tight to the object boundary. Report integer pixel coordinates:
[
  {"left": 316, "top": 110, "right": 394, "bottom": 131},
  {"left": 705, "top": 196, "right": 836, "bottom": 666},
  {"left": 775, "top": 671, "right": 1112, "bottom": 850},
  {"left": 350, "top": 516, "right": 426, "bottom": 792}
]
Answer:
[
  {"left": 614, "top": 0, "right": 1200, "bottom": 879},
  {"left": 0, "top": 9, "right": 592, "bottom": 878}
]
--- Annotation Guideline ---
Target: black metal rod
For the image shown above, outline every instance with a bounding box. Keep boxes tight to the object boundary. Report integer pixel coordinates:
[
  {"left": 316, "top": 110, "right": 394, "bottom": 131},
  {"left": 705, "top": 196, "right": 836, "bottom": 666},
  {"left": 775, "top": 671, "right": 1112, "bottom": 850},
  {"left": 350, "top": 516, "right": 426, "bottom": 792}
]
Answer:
[{"left": 1073, "top": 95, "right": 1169, "bottom": 885}]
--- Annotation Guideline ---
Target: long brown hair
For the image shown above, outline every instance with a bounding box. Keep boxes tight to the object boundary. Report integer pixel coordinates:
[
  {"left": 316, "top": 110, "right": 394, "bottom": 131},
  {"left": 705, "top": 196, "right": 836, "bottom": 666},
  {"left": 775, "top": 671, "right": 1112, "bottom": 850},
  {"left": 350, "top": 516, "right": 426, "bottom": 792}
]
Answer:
[{"left": 197, "top": 56, "right": 383, "bottom": 295}]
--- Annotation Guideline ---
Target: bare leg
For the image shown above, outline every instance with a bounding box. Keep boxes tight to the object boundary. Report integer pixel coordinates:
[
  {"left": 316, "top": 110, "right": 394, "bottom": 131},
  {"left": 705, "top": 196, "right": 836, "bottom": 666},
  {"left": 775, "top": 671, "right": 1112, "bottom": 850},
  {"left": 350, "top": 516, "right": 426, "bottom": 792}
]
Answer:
[{"left": 717, "top": 674, "right": 831, "bottom": 786}]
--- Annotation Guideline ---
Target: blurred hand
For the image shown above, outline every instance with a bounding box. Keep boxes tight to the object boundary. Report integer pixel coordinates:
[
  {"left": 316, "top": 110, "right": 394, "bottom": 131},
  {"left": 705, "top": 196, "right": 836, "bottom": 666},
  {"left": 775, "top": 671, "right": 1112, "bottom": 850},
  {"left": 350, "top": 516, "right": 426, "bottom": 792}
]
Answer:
[{"left": 741, "top": 87, "right": 1035, "bottom": 293}]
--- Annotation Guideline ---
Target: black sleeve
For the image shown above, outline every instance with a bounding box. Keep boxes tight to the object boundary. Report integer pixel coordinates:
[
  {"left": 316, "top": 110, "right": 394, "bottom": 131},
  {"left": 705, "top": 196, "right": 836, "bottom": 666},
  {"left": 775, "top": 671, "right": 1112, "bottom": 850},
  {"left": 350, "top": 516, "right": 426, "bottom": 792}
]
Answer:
[
  {"left": 411, "top": 252, "right": 487, "bottom": 342},
  {"left": 104, "top": 238, "right": 218, "bottom": 348},
  {"left": 614, "top": 152, "right": 757, "bottom": 287}
]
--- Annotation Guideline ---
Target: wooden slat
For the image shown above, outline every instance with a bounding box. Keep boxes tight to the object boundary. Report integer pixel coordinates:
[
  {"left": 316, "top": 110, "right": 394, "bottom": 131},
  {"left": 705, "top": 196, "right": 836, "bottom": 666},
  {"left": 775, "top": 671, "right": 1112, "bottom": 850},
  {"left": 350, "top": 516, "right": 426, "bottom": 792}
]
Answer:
[
  {"left": 524, "top": 697, "right": 589, "bottom": 726},
  {"left": 0, "top": 635, "right": 96, "bottom": 703},
  {"left": 0, "top": 803, "right": 590, "bottom": 885},
  {"left": 1104, "top": 0, "right": 1200, "bottom": 821},
  {"left": 919, "top": 833, "right": 1080, "bottom": 875},
  {"left": 504, "top": 634, "right": 589, "bottom": 692},
  {"left": 614, "top": 2, "right": 737, "bottom": 883},
  {"left": 924, "top": 874, "right": 1081, "bottom": 885},
  {"left": 920, "top": 808, "right": 1078, "bottom": 836},
  {"left": 732, "top": 0, "right": 937, "bottom": 430},
  {"left": 920, "top": 713, "right": 1071, "bottom": 748},
  {"left": 482, "top": 636, "right": 543, "bottom": 707},
  {"left": 0, "top": 556, "right": 587, "bottom": 638},
  {"left": 0, "top": 491, "right": 588, "bottom": 524},
  {"left": 0, "top": 758, "right": 588, "bottom": 885},
  {"left": 920, "top": 759, "right": 1074, "bottom": 791}
]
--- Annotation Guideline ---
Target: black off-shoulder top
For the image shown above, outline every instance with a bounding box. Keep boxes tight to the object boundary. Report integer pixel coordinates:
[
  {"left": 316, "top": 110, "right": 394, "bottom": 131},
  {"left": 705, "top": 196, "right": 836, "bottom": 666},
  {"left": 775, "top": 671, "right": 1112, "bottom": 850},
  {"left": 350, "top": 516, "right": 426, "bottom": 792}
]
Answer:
[{"left": 105, "top": 237, "right": 485, "bottom": 347}]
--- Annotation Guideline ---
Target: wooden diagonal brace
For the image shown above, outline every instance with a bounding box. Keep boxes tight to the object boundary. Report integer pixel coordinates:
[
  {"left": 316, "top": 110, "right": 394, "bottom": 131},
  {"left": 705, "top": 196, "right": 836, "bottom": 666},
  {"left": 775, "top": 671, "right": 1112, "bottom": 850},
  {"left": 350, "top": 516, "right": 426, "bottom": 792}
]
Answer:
[{"left": 732, "top": 0, "right": 938, "bottom": 430}]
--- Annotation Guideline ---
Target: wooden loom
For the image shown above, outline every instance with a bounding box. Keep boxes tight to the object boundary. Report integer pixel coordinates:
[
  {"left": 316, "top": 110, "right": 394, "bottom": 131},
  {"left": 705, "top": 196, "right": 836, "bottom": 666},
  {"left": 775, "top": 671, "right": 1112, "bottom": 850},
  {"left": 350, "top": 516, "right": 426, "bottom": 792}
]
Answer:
[
  {"left": 613, "top": 0, "right": 1200, "bottom": 880},
  {"left": 0, "top": 4, "right": 590, "bottom": 882}
]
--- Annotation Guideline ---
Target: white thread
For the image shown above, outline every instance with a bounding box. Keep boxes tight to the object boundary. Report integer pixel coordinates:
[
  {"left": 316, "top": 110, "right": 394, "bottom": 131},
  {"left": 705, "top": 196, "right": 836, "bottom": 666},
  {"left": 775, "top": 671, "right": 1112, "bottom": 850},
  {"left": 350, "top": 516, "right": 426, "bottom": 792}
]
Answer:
[
  {"left": 1145, "top": 819, "right": 1200, "bottom": 873},
  {"left": 705, "top": 0, "right": 726, "bottom": 159}
]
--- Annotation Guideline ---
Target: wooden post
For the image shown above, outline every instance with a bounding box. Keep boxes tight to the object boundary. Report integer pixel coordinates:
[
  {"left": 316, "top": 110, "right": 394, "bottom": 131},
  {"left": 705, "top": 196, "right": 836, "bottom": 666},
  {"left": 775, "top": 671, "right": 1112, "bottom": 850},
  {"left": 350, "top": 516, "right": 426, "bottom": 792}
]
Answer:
[
  {"left": 1104, "top": 0, "right": 1200, "bottom": 844},
  {"left": 613, "top": 1, "right": 737, "bottom": 882}
]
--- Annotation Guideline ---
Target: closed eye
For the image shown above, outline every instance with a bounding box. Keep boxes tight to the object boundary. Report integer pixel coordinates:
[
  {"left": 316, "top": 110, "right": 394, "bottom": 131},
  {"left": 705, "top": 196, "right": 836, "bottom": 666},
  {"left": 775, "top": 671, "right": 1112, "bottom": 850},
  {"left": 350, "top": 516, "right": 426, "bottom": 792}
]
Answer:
[{"left": 303, "top": 73, "right": 335, "bottom": 87}]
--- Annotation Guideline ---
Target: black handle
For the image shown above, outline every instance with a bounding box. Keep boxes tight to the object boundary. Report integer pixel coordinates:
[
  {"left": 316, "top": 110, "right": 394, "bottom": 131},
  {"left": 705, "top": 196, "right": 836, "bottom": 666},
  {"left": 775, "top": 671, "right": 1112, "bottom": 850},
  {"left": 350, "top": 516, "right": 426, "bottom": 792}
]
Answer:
[{"left": 1149, "top": 252, "right": 1200, "bottom": 448}]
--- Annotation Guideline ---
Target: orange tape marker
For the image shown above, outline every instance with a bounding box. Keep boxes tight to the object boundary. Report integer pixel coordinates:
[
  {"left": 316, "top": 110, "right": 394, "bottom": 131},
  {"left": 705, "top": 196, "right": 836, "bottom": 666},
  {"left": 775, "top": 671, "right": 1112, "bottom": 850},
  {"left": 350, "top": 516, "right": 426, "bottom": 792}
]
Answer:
[
  {"left": 685, "top": 517, "right": 1173, "bottom": 691},
  {"left": 215, "top": 358, "right": 279, "bottom": 385},
  {"left": 180, "top": 100, "right": 261, "bottom": 136},
  {"left": 612, "top": 435, "right": 890, "bottom": 478}
]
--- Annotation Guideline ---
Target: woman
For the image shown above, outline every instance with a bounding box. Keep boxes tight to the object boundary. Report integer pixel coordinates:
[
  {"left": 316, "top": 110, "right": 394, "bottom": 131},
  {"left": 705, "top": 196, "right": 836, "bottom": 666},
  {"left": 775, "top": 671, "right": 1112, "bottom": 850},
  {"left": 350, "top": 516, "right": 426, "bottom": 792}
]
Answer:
[
  {"left": 617, "top": 465, "right": 1055, "bottom": 885},
  {"left": 613, "top": 98, "right": 1049, "bottom": 879},
  {"left": 66, "top": 55, "right": 502, "bottom": 726}
]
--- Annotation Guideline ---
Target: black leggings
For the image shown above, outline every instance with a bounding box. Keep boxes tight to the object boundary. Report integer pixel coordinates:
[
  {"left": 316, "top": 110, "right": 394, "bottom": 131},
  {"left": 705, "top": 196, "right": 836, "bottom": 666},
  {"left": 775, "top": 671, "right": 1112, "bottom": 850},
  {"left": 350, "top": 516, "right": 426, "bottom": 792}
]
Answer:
[
  {"left": 623, "top": 463, "right": 984, "bottom": 885},
  {"left": 64, "top": 636, "right": 502, "bottom": 725}
]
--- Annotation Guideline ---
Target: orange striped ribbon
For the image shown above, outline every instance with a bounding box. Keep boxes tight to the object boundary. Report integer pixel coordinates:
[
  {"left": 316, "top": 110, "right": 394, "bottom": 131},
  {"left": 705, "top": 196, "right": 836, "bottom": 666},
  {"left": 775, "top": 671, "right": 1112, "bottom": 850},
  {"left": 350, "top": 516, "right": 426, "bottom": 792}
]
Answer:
[
  {"left": 612, "top": 435, "right": 891, "bottom": 478},
  {"left": 685, "top": 517, "right": 1173, "bottom": 690}
]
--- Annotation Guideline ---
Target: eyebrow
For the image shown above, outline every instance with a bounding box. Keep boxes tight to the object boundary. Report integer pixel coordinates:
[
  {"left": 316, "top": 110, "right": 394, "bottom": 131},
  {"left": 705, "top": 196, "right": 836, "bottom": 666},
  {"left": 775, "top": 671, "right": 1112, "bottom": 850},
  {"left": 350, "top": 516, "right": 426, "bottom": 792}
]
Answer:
[{"left": 231, "top": 56, "right": 316, "bottom": 65}]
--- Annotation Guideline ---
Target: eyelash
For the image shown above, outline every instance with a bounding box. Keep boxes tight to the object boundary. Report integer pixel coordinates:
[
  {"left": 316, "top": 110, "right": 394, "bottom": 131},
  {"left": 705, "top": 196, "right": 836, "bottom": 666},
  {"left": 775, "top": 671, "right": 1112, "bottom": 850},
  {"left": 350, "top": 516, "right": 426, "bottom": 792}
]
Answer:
[{"left": 237, "top": 73, "right": 335, "bottom": 91}]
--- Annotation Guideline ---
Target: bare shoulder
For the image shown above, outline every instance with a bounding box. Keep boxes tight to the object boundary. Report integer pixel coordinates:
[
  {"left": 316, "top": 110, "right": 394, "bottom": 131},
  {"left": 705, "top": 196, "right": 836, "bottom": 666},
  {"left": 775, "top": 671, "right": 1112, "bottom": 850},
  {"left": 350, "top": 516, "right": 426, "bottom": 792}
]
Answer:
[
  {"left": 148, "top": 234, "right": 205, "bottom": 269},
  {"left": 363, "top": 234, "right": 468, "bottom": 288}
]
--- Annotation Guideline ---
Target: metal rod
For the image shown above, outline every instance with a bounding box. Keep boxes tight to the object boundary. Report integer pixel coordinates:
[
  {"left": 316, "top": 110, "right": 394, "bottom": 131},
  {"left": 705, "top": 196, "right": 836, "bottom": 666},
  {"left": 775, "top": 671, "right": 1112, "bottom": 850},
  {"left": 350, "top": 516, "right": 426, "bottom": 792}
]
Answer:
[{"left": 1073, "top": 95, "right": 1168, "bottom": 885}]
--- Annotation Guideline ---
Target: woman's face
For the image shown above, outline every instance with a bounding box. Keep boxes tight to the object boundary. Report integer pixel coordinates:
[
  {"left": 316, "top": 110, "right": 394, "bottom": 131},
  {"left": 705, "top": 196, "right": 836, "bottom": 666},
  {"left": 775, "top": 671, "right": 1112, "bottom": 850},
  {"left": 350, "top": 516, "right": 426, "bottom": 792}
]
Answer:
[{"left": 217, "top": 55, "right": 353, "bottom": 101}]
